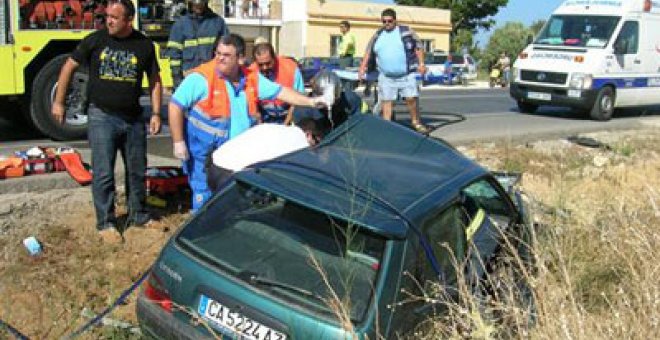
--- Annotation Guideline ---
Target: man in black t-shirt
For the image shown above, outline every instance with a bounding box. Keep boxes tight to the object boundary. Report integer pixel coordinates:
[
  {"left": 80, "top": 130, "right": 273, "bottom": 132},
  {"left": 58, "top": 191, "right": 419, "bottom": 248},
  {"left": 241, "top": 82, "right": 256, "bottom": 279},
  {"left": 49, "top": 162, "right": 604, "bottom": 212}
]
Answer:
[{"left": 52, "top": 0, "right": 162, "bottom": 244}]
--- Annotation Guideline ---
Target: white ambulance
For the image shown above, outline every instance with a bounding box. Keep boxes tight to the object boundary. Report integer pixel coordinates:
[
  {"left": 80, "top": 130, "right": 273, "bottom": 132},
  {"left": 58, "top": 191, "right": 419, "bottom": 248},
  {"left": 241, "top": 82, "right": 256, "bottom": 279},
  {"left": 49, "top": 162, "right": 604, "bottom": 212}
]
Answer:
[{"left": 510, "top": 0, "right": 660, "bottom": 120}]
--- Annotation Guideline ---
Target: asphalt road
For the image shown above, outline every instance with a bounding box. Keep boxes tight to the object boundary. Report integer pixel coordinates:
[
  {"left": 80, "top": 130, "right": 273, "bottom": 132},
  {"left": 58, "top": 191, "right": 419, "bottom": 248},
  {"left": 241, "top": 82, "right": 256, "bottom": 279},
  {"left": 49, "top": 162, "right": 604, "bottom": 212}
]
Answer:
[{"left": 1, "top": 88, "right": 659, "bottom": 158}]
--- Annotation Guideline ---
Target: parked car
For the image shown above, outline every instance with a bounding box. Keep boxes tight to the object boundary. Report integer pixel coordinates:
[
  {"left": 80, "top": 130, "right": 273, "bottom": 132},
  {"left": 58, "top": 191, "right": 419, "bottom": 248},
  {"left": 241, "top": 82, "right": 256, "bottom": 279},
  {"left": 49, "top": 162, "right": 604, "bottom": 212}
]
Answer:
[
  {"left": 298, "top": 57, "right": 362, "bottom": 86},
  {"left": 424, "top": 52, "right": 478, "bottom": 85},
  {"left": 137, "top": 115, "right": 535, "bottom": 339}
]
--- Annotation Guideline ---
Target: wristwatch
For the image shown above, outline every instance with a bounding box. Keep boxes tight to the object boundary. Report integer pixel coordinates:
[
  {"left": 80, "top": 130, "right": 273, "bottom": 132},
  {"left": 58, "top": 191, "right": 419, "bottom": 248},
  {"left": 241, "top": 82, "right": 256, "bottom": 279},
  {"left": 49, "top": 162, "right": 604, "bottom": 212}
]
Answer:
[{"left": 152, "top": 112, "right": 161, "bottom": 117}]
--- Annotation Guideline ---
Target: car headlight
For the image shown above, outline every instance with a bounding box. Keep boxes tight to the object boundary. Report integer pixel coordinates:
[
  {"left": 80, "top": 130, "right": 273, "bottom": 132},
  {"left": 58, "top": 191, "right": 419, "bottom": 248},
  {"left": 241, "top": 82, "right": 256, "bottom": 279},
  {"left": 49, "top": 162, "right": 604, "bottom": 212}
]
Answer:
[
  {"left": 569, "top": 73, "right": 593, "bottom": 89},
  {"left": 512, "top": 67, "right": 519, "bottom": 82}
]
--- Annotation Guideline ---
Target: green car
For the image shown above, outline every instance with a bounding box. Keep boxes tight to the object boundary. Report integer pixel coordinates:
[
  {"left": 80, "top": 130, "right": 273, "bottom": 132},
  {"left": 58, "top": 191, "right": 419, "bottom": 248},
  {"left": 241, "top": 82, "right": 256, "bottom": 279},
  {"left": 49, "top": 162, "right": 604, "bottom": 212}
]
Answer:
[{"left": 137, "top": 115, "right": 534, "bottom": 339}]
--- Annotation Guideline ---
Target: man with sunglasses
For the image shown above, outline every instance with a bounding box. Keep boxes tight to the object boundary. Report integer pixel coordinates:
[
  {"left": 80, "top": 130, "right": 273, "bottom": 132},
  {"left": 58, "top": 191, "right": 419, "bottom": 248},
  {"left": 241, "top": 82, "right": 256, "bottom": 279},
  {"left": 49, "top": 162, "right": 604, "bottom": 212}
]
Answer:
[
  {"left": 359, "top": 8, "right": 429, "bottom": 134},
  {"left": 168, "top": 33, "right": 329, "bottom": 212},
  {"left": 52, "top": 0, "right": 162, "bottom": 243},
  {"left": 249, "top": 42, "right": 305, "bottom": 124}
]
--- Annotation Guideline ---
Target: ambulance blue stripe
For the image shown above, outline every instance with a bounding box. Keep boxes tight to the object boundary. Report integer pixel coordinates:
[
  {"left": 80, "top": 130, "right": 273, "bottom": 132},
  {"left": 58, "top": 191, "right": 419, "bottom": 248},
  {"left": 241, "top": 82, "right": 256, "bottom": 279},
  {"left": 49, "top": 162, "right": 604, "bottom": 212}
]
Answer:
[{"left": 593, "top": 77, "right": 659, "bottom": 89}]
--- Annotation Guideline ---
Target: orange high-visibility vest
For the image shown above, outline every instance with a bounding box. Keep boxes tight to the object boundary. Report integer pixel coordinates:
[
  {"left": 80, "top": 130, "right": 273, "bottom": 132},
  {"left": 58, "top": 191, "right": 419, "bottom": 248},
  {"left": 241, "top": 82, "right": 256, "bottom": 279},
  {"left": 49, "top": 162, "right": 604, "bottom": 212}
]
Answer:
[
  {"left": 193, "top": 60, "right": 260, "bottom": 119},
  {"left": 249, "top": 56, "right": 297, "bottom": 107}
]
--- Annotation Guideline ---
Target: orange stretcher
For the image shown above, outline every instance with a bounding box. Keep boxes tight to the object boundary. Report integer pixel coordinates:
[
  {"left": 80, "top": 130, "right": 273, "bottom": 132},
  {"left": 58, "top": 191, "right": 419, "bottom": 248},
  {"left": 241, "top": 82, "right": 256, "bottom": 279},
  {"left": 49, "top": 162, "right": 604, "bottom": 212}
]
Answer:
[{"left": 58, "top": 152, "right": 92, "bottom": 185}]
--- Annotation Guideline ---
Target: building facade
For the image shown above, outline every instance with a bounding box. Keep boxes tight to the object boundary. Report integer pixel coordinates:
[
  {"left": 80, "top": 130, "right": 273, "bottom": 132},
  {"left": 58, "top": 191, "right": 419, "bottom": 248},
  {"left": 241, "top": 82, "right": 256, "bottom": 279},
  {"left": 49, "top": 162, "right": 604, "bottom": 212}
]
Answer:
[
  {"left": 279, "top": 0, "right": 451, "bottom": 58},
  {"left": 205, "top": 0, "right": 450, "bottom": 59}
]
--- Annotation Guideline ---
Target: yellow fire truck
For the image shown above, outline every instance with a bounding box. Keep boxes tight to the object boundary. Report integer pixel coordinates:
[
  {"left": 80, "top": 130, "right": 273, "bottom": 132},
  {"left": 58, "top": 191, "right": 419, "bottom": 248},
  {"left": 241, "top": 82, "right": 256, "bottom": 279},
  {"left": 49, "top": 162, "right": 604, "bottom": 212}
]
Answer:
[{"left": 0, "top": 0, "right": 177, "bottom": 140}]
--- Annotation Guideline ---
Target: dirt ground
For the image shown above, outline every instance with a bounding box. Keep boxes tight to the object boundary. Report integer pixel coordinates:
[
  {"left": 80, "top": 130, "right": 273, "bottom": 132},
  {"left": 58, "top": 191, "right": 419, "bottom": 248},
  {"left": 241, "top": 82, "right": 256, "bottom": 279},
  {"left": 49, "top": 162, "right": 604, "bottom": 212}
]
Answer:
[{"left": 1, "top": 125, "right": 658, "bottom": 339}]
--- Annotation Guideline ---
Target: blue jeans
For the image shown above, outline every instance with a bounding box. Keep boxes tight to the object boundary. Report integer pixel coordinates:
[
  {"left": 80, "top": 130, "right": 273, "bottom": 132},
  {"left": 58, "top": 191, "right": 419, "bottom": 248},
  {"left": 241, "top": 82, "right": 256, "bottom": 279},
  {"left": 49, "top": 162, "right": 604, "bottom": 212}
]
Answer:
[{"left": 88, "top": 104, "right": 148, "bottom": 230}]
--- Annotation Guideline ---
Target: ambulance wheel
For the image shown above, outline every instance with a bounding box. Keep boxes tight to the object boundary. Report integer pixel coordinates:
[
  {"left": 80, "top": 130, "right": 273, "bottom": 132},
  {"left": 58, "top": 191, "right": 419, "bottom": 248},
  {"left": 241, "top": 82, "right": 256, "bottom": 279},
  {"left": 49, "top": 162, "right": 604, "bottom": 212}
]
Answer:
[
  {"left": 517, "top": 100, "right": 538, "bottom": 114},
  {"left": 30, "top": 54, "right": 89, "bottom": 141},
  {"left": 590, "top": 86, "right": 614, "bottom": 121}
]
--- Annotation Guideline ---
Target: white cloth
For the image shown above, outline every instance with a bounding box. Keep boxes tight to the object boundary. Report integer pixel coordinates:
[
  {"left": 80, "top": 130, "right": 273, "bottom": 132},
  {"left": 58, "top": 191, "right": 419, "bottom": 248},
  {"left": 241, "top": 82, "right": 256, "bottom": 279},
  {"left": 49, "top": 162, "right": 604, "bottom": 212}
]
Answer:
[{"left": 212, "top": 124, "right": 309, "bottom": 171}]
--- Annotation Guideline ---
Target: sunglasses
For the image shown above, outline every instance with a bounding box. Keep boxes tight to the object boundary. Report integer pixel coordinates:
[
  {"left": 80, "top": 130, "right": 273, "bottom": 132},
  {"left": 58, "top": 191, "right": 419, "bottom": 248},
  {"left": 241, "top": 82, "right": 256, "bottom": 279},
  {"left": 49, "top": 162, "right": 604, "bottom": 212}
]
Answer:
[{"left": 382, "top": 19, "right": 394, "bottom": 24}]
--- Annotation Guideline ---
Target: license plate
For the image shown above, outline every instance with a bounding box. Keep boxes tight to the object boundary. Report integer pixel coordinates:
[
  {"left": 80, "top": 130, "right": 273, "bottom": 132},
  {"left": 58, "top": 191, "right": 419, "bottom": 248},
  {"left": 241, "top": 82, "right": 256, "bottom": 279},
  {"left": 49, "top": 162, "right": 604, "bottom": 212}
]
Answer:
[
  {"left": 568, "top": 89, "right": 581, "bottom": 98},
  {"left": 527, "top": 91, "right": 551, "bottom": 101},
  {"left": 198, "top": 295, "right": 287, "bottom": 340}
]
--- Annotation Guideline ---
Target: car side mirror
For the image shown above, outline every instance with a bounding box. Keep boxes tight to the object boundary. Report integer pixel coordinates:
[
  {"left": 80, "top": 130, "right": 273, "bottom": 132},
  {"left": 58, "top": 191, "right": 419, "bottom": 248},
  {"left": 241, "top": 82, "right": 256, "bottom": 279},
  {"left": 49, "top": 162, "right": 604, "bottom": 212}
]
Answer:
[
  {"left": 613, "top": 40, "right": 627, "bottom": 54},
  {"left": 527, "top": 34, "right": 533, "bottom": 45}
]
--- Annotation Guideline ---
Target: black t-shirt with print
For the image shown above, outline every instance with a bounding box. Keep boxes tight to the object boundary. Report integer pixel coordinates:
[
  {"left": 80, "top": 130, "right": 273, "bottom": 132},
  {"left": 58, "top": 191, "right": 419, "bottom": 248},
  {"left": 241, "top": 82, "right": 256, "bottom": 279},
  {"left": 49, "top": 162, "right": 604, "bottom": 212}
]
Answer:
[{"left": 71, "top": 29, "right": 159, "bottom": 117}]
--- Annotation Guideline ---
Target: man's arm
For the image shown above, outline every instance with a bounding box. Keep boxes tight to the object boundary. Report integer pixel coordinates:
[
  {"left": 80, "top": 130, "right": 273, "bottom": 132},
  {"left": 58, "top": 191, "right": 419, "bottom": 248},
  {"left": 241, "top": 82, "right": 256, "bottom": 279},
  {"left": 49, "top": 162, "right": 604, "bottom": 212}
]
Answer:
[
  {"left": 358, "top": 32, "right": 378, "bottom": 79},
  {"left": 168, "top": 102, "right": 185, "bottom": 143},
  {"left": 148, "top": 72, "right": 163, "bottom": 135},
  {"left": 277, "top": 87, "right": 318, "bottom": 107},
  {"left": 410, "top": 29, "right": 426, "bottom": 75},
  {"left": 416, "top": 48, "right": 426, "bottom": 74},
  {"left": 51, "top": 57, "right": 80, "bottom": 124}
]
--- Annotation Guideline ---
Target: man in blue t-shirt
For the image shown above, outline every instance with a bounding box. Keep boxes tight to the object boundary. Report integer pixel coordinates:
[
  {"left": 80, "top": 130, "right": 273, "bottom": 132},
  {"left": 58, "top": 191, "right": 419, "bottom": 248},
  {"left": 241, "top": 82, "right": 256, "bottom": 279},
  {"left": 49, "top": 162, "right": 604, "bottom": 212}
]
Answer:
[
  {"left": 359, "top": 8, "right": 429, "bottom": 135},
  {"left": 168, "top": 34, "right": 328, "bottom": 211}
]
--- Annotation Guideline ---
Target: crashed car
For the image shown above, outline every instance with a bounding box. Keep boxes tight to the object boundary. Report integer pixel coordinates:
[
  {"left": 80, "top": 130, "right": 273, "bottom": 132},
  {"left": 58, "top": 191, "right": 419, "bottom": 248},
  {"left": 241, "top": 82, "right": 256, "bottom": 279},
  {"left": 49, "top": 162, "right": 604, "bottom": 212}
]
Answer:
[{"left": 137, "top": 115, "right": 534, "bottom": 339}]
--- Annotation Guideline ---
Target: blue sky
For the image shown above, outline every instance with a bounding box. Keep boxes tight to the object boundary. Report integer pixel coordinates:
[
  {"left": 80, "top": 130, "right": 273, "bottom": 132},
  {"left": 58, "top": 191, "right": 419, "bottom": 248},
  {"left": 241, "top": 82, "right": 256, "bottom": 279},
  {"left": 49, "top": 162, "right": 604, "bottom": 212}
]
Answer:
[
  {"left": 353, "top": 0, "right": 565, "bottom": 46},
  {"left": 474, "top": 0, "right": 564, "bottom": 46}
]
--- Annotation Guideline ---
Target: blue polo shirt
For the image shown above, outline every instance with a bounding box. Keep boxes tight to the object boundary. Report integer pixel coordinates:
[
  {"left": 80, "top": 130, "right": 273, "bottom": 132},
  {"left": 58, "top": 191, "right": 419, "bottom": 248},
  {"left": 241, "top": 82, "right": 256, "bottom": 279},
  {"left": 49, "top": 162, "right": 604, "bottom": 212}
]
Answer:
[
  {"left": 172, "top": 70, "right": 282, "bottom": 138},
  {"left": 373, "top": 27, "right": 407, "bottom": 77}
]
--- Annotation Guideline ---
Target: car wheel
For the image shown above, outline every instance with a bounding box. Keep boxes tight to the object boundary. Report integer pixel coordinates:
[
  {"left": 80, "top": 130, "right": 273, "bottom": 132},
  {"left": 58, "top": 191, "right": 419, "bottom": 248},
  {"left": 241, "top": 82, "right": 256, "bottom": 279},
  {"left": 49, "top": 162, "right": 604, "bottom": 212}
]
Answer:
[
  {"left": 590, "top": 86, "right": 615, "bottom": 121},
  {"left": 30, "top": 54, "right": 89, "bottom": 140},
  {"left": 517, "top": 100, "right": 538, "bottom": 114}
]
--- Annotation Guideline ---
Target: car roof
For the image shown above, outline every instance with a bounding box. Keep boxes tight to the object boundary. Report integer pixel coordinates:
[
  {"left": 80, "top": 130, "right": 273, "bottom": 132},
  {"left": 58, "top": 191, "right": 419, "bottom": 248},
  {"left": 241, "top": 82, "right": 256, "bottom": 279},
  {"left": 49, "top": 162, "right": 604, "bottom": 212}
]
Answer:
[{"left": 235, "top": 115, "right": 488, "bottom": 239}]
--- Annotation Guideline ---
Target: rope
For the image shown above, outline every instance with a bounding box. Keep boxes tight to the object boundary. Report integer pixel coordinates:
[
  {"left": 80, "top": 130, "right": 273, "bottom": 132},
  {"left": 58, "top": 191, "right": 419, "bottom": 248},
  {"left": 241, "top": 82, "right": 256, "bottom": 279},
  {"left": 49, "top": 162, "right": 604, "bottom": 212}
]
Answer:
[
  {"left": 0, "top": 318, "right": 30, "bottom": 340},
  {"left": 64, "top": 269, "right": 150, "bottom": 339}
]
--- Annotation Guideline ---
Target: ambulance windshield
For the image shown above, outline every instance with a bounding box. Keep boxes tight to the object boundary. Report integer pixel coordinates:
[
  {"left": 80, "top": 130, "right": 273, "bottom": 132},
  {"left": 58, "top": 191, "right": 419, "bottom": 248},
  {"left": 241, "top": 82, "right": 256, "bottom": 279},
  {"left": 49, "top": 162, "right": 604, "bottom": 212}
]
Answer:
[{"left": 535, "top": 15, "right": 621, "bottom": 48}]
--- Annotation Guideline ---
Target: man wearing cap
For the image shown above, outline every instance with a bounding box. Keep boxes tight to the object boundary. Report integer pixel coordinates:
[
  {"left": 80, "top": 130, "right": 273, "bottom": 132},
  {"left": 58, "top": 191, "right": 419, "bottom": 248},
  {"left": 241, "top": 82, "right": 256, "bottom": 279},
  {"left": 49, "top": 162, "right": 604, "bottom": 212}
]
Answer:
[
  {"left": 249, "top": 42, "right": 305, "bottom": 124},
  {"left": 167, "top": 0, "right": 229, "bottom": 88}
]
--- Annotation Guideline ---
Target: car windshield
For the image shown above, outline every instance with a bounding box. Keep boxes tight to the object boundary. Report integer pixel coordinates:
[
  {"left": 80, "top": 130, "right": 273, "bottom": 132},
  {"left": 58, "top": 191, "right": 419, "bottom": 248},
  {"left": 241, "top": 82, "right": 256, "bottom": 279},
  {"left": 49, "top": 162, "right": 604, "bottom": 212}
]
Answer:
[
  {"left": 535, "top": 15, "right": 620, "bottom": 48},
  {"left": 177, "top": 181, "right": 387, "bottom": 322},
  {"left": 425, "top": 54, "right": 465, "bottom": 65}
]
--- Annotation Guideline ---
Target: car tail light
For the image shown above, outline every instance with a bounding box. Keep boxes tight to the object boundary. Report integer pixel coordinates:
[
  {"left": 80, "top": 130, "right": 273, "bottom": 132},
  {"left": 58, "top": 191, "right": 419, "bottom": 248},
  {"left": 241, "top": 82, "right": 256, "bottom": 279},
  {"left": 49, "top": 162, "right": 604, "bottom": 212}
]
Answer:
[
  {"left": 143, "top": 272, "right": 173, "bottom": 313},
  {"left": 519, "top": 52, "right": 528, "bottom": 59}
]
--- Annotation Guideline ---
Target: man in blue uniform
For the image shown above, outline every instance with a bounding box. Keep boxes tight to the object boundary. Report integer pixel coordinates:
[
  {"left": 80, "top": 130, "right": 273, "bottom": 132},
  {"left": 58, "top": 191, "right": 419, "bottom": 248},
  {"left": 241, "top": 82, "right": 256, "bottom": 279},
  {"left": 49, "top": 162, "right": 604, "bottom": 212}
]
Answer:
[
  {"left": 168, "top": 34, "right": 329, "bottom": 212},
  {"left": 167, "top": 0, "right": 229, "bottom": 88}
]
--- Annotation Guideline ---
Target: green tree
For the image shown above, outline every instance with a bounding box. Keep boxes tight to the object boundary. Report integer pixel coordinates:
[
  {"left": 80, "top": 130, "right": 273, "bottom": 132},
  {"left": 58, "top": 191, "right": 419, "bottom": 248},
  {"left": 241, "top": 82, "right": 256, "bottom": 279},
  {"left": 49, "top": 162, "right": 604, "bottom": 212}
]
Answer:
[
  {"left": 529, "top": 19, "right": 546, "bottom": 35},
  {"left": 482, "top": 21, "right": 532, "bottom": 71},
  {"left": 451, "top": 28, "right": 477, "bottom": 54},
  {"left": 395, "top": 0, "right": 509, "bottom": 34}
]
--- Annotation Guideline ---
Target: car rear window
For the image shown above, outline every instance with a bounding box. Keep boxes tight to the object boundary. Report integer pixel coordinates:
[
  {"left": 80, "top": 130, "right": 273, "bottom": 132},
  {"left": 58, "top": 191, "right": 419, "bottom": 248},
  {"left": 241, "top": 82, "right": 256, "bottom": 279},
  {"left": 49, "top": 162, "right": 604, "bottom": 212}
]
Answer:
[{"left": 177, "top": 181, "right": 387, "bottom": 322}]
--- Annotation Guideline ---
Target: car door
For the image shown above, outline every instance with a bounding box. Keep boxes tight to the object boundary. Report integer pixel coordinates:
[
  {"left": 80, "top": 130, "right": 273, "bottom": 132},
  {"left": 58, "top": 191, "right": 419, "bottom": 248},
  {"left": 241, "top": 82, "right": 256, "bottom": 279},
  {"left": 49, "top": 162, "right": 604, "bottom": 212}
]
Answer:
[
  {"left": 460, "top": 177, "right": 518, "bottom": 280},
  {"left": 636, "top": 17, "right": 660, "bottom": 106},
  {"left": 387, "top": 204, "right": 469, "bottom": 337},
  {"left": 610, "top": 20, "right": 642, "bottom": 106}
]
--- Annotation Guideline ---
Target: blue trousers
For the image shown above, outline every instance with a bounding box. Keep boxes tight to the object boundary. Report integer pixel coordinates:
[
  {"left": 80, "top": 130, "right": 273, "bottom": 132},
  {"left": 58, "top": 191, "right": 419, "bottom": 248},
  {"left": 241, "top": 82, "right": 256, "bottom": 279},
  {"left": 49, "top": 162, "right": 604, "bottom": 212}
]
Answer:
[
  {"left": 88, "top": 104, "right": 148, "bottom": 230},
  {"left": 184, "top": 110, "right": 229, "bottom": 212}
]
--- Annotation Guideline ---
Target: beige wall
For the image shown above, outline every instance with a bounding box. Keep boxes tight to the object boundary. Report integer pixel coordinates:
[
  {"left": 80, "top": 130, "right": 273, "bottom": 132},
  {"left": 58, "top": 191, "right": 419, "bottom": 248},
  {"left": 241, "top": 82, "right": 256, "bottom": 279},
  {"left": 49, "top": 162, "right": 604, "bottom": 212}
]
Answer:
[
  {"left": 279, "top": 21, "right": 305, "bottom": 57},
  {"left": 301, "top": 0, "right": 451, "bottom": 57}
]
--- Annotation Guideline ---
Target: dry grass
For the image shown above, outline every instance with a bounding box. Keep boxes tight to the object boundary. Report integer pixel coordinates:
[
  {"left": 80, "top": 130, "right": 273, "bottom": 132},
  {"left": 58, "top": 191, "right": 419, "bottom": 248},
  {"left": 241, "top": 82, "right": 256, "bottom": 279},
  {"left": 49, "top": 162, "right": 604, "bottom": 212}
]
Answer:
[
  {"left": 419, "top": 129, "right": 660, "bottom": 339},
  {"left": 1, "top": 128, "right": 658, "bottom": 339}
]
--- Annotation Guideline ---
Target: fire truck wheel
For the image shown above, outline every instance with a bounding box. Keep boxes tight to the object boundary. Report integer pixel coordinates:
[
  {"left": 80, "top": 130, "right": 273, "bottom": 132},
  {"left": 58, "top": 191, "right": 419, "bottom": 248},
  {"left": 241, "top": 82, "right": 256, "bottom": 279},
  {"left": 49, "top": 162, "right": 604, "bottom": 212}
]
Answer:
[{"left": 30, "top": 54, "right": 89, "bottom": 141}]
